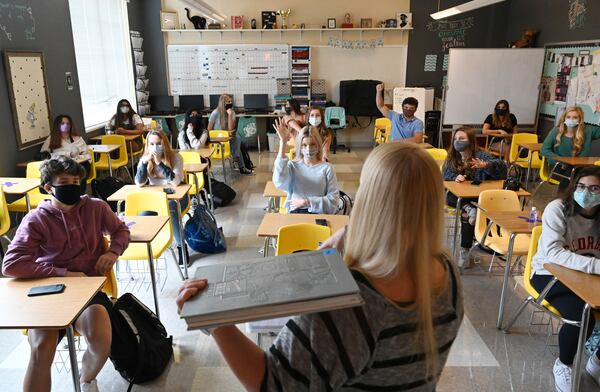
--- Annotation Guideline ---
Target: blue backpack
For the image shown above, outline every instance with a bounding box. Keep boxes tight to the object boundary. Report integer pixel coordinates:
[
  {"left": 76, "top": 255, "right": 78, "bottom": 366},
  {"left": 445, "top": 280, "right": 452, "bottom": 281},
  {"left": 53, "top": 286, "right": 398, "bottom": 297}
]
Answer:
[{"left": 184, "top": 204, "right": 226, "bottom": 254}]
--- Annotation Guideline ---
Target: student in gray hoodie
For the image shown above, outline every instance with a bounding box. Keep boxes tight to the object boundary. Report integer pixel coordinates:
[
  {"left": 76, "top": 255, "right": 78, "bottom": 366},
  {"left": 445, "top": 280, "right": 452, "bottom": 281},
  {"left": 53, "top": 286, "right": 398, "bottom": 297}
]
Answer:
[
  {"left": 531, "top": 166, "right": 600, "bottom": 392},
  {"left": 2, "top": 156, "right": 130, "bottom": 392}
]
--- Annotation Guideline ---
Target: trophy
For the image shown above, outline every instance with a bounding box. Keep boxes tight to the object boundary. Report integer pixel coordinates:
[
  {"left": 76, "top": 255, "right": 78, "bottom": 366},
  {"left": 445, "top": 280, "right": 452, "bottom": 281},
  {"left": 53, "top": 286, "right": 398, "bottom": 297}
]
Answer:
[{"left": 277, "top": 9, "right": 292, "bottom": 29}]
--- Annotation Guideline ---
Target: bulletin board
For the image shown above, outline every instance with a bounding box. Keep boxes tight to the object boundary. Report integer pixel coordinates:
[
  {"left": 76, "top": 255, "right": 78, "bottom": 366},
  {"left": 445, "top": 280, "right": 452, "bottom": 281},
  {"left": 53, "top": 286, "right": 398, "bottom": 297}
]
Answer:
[
  {"left": 540, "top": 40, "right": 600, "bottom": 125},
  {"left": 3, "top": 51, "right": 51, "bottom": 150},
  {"left": 167, "top": 44, "right": 290, "bottom": 107}
]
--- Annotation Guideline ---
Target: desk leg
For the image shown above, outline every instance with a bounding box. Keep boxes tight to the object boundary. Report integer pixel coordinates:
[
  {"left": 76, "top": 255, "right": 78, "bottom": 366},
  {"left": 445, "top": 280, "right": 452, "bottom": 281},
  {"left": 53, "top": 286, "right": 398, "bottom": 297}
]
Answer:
[
  {"left": 220, "top": 142, "right": 227, "bottom": 184},
  {"left": 108, "top": 154, "right": 113, "bottom": 177},
  {"left": 146, "top": 242, "right": 160, "bottom": 319},
  {"left": 193, "top": 174, "right": 200, "bottom": 203},
  {"left": 525, "top": 150, "right": 533, "bottom": 190},
  {"left": 25, "top": 194, "right": 31, "bottom": 212},
  {"left": 499, "top": 140, "right": 504, "bottom": 159},
  {"left": 66, "top": 325, "right": 81, "bottom": 392},
  {"left": 497, "top": 233, "right": 516, "bottom": 329},
  {"left": 206, "top": 168, "right": 214, "bottom": 212},
  {"left": 452, "top": 196, "right": 462, "bottom": 259},
  {"left": 263, "top": 236, "right": 270, "bottom": 257},
  {"left": 128, "top": 141, "right": 135, "bottom": 175},
  {"left": 117, "top": 200, "right": 124, "bottom": 216},
  {"left": 176, "top": 200, "right": 189, "bottom": 279},
  {"left": 572, "top": 303, "right": 591, "bottom": 392}
]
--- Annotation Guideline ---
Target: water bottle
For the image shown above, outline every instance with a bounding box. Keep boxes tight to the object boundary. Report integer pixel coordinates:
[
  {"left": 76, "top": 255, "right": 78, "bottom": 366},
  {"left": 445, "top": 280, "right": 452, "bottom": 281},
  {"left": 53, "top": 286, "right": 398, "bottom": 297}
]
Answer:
[
  {"left": 105, "top": 123, "right": 112, "bottom": 135},
  {"left": 528, "top": 207, "right": 539, "bottom": 224}
]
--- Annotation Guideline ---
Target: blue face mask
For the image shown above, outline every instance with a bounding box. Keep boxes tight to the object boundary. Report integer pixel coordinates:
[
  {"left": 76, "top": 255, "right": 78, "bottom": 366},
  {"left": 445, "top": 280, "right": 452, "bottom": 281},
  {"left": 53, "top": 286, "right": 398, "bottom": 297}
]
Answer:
[{"left": 573, "top": 190, "right": 600, "bottom": 209}]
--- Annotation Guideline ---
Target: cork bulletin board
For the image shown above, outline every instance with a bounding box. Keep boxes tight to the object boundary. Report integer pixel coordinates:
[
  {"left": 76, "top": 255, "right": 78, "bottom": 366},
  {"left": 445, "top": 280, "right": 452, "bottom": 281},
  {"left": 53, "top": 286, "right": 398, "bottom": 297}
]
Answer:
[{"left": 3, "top": 51, "right": 51, "bottom": 150}]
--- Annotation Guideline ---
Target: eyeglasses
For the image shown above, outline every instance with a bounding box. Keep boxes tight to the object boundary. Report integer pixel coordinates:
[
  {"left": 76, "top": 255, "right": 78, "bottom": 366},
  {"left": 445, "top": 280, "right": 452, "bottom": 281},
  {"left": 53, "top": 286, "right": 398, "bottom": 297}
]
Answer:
[
  {"left": 402, "top": 106, "right": 416, "bottom": 111},
  {"left": 575, "top": 183, "right": 600, "bottom": 194}
]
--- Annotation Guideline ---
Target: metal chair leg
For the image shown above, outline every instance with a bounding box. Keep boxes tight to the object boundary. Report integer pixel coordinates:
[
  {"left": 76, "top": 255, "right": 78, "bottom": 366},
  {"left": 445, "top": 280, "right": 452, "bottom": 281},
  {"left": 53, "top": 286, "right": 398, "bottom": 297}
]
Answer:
[
  {"left": 502, "top": 297, "right": 534, "bottom": 333},
  {"left": 167, "top": 246, "right": 185, "bottom": 281}
]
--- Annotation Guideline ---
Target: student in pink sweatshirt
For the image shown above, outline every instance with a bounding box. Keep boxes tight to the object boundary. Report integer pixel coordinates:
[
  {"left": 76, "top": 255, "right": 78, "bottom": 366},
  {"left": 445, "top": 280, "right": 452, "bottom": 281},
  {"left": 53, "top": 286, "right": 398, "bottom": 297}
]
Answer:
[{"left": 2, "top": 156, "right": 130, "bottom": 392}]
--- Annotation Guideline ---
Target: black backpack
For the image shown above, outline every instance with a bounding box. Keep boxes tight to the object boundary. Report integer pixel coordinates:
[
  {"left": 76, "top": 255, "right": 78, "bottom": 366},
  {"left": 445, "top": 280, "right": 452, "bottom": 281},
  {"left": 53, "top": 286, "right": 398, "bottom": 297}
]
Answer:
[
  {"left": 210, "top": 178, "right": 236, "bottom": 207},
  {"left": 503, "top": 164, "right": 522, "bottom": 191},
  {"left": 91, "top": 176, "right": 126, "bottom": 212},
  {"left": 109, "top": 293, "right": 173, "bottom": 392}
]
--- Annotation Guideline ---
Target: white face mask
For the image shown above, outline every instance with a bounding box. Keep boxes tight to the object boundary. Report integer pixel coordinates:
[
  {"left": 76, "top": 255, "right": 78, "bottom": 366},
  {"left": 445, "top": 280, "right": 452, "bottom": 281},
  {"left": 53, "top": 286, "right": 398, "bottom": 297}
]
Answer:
[
  {"left": 302, "top": 146, "right": 319, "bottom": 159},
  {"left": 308, "top": 116, "right": 322, "bottom": 127},
  {"left": 150, "top": 144, "right": 164, "bottom": 155},
  {"left": 565, "top": 118, "right": 579, "bottom": 128},
  {"left": 120, "top": 106, "right": 130, "bottom": 114}
]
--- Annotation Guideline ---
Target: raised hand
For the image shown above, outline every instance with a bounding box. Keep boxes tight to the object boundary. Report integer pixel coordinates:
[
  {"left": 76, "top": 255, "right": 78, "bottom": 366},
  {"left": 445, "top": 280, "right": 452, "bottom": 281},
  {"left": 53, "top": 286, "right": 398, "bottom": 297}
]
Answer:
[{"left": 273, "top": 118, "right": 290, "bottom": 141}]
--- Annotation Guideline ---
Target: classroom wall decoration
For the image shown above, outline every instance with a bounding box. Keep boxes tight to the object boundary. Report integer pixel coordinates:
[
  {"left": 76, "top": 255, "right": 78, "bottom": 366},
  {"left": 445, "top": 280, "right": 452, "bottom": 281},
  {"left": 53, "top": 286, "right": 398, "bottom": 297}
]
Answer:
[
  {"left": 540, "top": 41, "right": 600, "bottom": 125},
  {"left": 426, "top": 17, "right": 475, "bottom": 51},
  {"left": 0, "top": 2, "right": 36, "bottom": 41},
  {"left": 568, "top": 0, "right": 587, "bottom": 30},
  {"left": 327, "top": 37, "right": 384, "bottom": 50},
  {"left": 3, "top": 51, "right": 51, "bottom": 149}
]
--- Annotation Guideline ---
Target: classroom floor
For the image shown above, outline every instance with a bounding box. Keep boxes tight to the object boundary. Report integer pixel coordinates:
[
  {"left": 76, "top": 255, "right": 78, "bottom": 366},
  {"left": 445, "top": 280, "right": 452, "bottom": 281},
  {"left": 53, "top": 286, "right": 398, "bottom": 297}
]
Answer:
[{"left": 0, "top": 148, "right": 598, "bottom": 391}]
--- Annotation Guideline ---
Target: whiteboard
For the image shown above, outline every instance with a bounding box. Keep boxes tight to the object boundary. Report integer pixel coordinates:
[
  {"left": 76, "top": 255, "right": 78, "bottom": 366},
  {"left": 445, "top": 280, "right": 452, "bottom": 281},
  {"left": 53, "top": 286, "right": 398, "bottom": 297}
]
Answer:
[
  {"left": 167, "top": 44, "right": 290, "bottom": 107},
  {"left": 444, "top": 48, "right": 545, "bottom": 125}
]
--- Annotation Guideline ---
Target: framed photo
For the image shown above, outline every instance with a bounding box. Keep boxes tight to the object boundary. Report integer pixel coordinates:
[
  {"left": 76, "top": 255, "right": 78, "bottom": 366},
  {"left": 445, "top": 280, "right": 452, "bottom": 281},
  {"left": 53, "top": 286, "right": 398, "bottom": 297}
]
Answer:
[
  {"left": 160, "top": 10, "right": 178, "bottom": 30},
  {"left": 231, "top": 15, "right": 244, "bottom": 30},
  {"left": 396, "top": 12, "right": 412, "bottom": 28},
  {"left": 3, "top": 51, "right": 52, "bottom": 150},
  {"left": 360, "top": 18, "right": 372, "bottom": 28},
  {"left": 327, "top": 18, "right": 336, "bottom": 29}
]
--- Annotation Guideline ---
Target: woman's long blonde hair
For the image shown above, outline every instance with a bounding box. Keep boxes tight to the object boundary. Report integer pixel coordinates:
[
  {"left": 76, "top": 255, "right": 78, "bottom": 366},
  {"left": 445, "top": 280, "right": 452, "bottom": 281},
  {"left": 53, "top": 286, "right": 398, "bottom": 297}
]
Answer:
[
  {"left": 294, "top": 126, "right": 324, "bottom": 161},
  {"left": 344, "top": 143, "right": 445, "bottom": 377},
  {"left": 217, "top": 94, "right": 232, "bottom": 131},
  {"left": 143, "top": 130, "right": 176, "bottom": 176},
  {"left": 555, "top": 106, "right": 586, "bottom": 156}
]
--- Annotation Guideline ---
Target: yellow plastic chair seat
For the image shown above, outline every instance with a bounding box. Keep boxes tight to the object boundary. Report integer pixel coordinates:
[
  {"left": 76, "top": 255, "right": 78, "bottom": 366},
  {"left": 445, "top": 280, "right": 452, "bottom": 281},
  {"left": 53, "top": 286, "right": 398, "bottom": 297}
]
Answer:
[
  {"left": 209, "top": 130, "right": 232, "bottom": 160},
  {"left": 95, "top": 135, "right": 129, "bottom": 171},
  {"left": 426, "top": 148, "right": 448, "bottom": 161},
  {"left": 8, "top": 191, "right": 51, "bottom": 213},
  {"left": 119, "top": 231, "right": 172, "bottom": 260},
  {"left": 275, "top": 223, "right": 331, "bottom": 255},
  {"left": 482, "top": 233, "right": 531, "bottom": 256}
]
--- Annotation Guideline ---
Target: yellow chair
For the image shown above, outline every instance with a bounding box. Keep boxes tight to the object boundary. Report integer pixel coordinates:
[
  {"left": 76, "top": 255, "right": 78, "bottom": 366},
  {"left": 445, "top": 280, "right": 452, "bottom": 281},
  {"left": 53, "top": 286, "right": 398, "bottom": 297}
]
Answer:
[
  {"left": 8, "top": 161, "right": 51, "bottom": 213},
  {"left": 86, "top": 148, "right": 97, "bottom": 186},
  {"left": 509, "top": 133, "right": 542, "bottom": 169},
  {"left": 426, "top": 148, "right": 448, "bottom": 161},
  {"left": 278, "top": 195, "right": 288, "bottom": 214},
  {"left": 0, "top": 189, "right": 12, "bottom": 257},
  {"left": 473, "top": 190, "right": 531, "bottom": 271},
  {"left": 539, "top": 155, "right": 560, "bottom": 185},
  {"left": 374, "top": 118, "right": 392, "bottom": 145},
  {"left": 209, "top": 130, "right": 233, "bottom": 181},
  {"left": 95, "top": 135, "right": 132, "bottom": 182},
  {"left": 275, "top": 223, "right": 331, "bottom": 255},
  {"left": 179, "top": 151, "right": 208, "bottom": 203},
  {"left": 286, "top": 147, "right": 295, "bottom": 161}
]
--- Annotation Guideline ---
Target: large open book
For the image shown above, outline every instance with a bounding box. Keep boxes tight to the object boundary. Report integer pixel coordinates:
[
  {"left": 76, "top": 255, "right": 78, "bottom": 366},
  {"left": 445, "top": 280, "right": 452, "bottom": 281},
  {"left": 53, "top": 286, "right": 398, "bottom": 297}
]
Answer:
[{"left": 180, "top": 249, "right": 364, "bottom": 330}]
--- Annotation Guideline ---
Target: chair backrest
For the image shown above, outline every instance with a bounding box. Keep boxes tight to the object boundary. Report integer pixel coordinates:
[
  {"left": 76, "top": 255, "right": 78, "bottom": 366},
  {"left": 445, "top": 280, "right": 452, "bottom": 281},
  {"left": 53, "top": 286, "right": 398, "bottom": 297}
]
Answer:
[
  {"left": 101, "top": 237, "right": 118, "bottom": 299},
  {"left": 324, "top": 107, "right": 346, "bottom": 129},
  {"left": 101, "top": 135, "right": 128, "bottom": 165},
  {"left": 86, "top": 148, "right": 97, "bottom": 185},
  {"left": 509, "top": 133, "right": 538, "bottom": 163},
  {"left": 426, "top": 148, "right": 448, "bottom": 161},
  {"left": 523, "top": 225, "right": 542, "bottom": 296},
  {"left": 276, "top": 223, "right": 331, "bottom": 255},
  {"left": 125, "top": 190, "right": 170, "bottom": 216},
  {"left": 0, "top": 189, "right": 11, "bottom": 236},
  {"left": 540, "top": 155, "right": 556, "bottom": 183},
  {"left": 474, "top": 190, "right": 522, "bottom": 243},
  {"left": 179, "top": 151, "right": 206, "bottom": 191},
  {"left": 209, "top": 130, "right": 231, "bottom": 158},
  {"left": 26, "top": 161, "right": 43, "bottom": 178},
  {"left": 374, "top": 117, "right": 392, "bottom": 143}
]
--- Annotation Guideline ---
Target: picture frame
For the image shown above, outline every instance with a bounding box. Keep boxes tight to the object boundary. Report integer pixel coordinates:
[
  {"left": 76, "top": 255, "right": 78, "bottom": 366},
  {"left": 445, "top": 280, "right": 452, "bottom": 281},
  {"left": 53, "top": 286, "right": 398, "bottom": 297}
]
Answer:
[
  {"left": 396, "top": 12, "right": 412, "bottom": 28},
  {"left": 328, "top": 18, "right": 336, "bottom": 29},
  {"left": 160, "top": 10, "right": 178, "bottom": 30},
  {"left": 3, "top": 51, "right": 52, "bottom": 150},
  {"left": 360, "top": 18, "right": 372, "bottom": 28}
]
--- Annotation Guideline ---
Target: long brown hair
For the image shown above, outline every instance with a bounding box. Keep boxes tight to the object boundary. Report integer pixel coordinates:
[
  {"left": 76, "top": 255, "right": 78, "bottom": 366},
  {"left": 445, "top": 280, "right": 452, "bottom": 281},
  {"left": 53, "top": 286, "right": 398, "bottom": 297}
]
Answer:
[
  {"left": 491, "top": 99, "right": 512, "bottom": 130},
  {"left": 216, "top": 94, "right": 232, "bottom": 131},
  {"left": 143, "top": 131, "right": 176, "bottom": 176},
  {"left": 344, "top": 143, "right": 446, "bottom": 378},
  {"left": 445, "top": 127, "right": 478, "bottom": 175},
  {"left": 112, "top": 99, "right": 137, "bottom": 131},
  {"left": 49, "top": 114, "right": 78, "bottom": 151},
  {"left": 308, "top": 106, "right": 330, "bottom": 141},
  {"left": 555, "top": 106, "right": 586, "bottom": 157}
]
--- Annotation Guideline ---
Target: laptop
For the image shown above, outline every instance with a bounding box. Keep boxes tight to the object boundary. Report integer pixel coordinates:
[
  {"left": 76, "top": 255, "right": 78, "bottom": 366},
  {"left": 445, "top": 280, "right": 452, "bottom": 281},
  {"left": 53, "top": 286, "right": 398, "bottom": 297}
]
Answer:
[
  {"left": 243, "top": 94, "right": 270, "bottom": 113},
  {"left": 179, "top": 95, "right": 205, "bottom": 113},
  {"left": 149, "top": 95, "right": 175, "bottom": 114}
]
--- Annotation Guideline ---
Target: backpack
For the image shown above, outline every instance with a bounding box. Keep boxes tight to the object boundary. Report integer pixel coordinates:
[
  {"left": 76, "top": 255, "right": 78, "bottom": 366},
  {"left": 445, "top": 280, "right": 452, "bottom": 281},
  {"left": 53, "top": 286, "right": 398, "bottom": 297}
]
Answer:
[
  {"left": 91, "top": 176, "right": 126, "bottom": 212},
  {"left": 240, "top": 142, "right": 255, "bottom": 169},
  {"left": 338, "top": 191, "right": 353, "bottom": 215},
  {"left": 109, "top": 293, "right": 173, "bottom": 392},
  {"left": 210, "top": 178, "right": 236, "bottom": 207},
  {"left": 503, "top": 164, "right": 522, "bottom": 191},
  {"left": 184, "top": 203, "right": 227, "bottom": 254}
]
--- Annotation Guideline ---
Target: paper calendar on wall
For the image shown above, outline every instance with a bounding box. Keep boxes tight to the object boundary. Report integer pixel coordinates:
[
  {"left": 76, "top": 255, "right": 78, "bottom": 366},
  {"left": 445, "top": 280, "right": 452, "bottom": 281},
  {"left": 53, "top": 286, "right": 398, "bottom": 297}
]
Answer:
[{"left": 167, "top": 44, "right": 290, "bottom": 107}]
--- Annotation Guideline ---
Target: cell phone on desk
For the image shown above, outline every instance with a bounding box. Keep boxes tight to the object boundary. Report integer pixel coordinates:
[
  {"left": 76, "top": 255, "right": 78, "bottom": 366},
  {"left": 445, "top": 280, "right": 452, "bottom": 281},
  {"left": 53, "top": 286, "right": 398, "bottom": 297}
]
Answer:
[
  {"left": 470, "top": 180, "right": 482, "bottom": 186},
  {"left": 27, "top": 284, "right": 65, "bottom": 297},
  {"left": 163, "top": 187, "right": 175, "bottom": 194},
  {"left": 315, "top": 218, "right": 328, "bottom": 227}
]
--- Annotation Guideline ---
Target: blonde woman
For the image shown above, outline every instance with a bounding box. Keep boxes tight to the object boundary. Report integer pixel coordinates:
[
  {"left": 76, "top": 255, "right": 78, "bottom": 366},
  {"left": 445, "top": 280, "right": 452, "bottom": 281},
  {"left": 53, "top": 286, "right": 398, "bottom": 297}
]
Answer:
[
  {"left": 541, "top": 106, "right": 600, "bottom": 189},
  {"left": 272, "top": 120, "right": 339, "bottom": 214},
  {"left": 176, "top": 143, "right": 463, "bottom": 391}
]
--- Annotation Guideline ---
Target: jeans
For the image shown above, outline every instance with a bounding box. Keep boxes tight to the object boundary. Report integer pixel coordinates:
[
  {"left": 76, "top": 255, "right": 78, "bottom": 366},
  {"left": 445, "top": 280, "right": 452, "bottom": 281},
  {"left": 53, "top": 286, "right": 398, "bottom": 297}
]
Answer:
[
  {"left": 168, "top": 196, "right": 189, "bottom": 245},
  {"left": 229, "top": 133, "right": 248, "bottom": 170}
]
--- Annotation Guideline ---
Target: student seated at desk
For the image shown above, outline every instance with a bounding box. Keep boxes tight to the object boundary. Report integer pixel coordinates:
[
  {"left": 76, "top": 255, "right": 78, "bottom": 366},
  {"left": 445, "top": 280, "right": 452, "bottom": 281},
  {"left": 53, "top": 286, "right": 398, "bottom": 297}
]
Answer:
[
  {"left": 541, "top": 106, "right": 600, "bottom": 190},
  {"left": 135, "top": 130, "right": 189, "bottom": 264},
  {"left": 41, "top": 114, "right": 91, "bottom": 194},
  {"left": 207, "top": 94, "right": 253, "bottom": 175},
  {"left": 176, "top": 143, "right": 463, "bottom": 391},
  {"left": 108, "top": 99, "right": 145, "bottom": 152},
  {"left": 2, "top": 156, "right": 130, "bottom": 392},
  {"left": 375, "top": 83, "right": 424, "bottom": 143},
  {"left": 272, "top": 120, "right": 339, "bottom": 214},
  {"left": 482, "top": 99, "right": 518, "bottom": 160},
  {"left": 530, "top": 166, "right": 600, "bottom": 391},
  {"left": 307, "top": 106, "right": 332, "bottom": 161},
  {"left": 178, "top": 107, "right": 208, "bottom": 150},
  {"left": 443, "top": 127, "right": 507, "bottom": 267},
  {"left": 282, "top": 98, "right": 306, "bottom": 139}
]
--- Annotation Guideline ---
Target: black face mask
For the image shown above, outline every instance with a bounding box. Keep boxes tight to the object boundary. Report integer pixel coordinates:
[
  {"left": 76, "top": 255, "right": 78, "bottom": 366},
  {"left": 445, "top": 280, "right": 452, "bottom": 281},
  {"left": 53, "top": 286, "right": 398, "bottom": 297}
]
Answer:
[
  {"left": 190, "top": 116, "right": 201, "bottom": 126},
  {"left": 52, "top": 184, "right": 81, "bottom": 206},
  {"left": 225, "top": 103, "right": 233, "bottom": 110},
  {"left": 495, "top": 108, "right": 508, "bottom": 116}
]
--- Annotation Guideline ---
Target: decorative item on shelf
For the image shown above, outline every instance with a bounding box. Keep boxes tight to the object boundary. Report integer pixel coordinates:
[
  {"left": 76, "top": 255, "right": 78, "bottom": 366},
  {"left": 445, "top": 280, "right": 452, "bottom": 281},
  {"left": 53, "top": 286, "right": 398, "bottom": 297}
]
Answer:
[
  {"left": 222, "top": 23, "right": 228, "bottom": 29},
  {"left": 300, "top": 23, "right": 305, "bottom": 29},
  {"left": 277, "top": 9, "right": 291, "bottom": 29},
  {"left": 262, "top": 11, "right": 277, "bottom": 29},
  {"left": 208, "top": 20, "right": 221, "bottom": 29},
  {"left": 327, "top": 18, "right": 336, "bottom": 29},
  {"left": 360, "top": 18, "right": 372, "bottom": 28},
  {"left": 342, "top": 13, "right": 353, "bottom": 28},
  {"left": 251, "top": 18, "right": 257, "bottom": 29},
  {"left": 328, "top": 36, "right": 384, "bottom": 50},
  {"left": 385, "top": 19, "right": 397, "bottom": 28},
  {"left": 379, "top": 20, "right": 386, "bottom": 28},
  {"left": 160, "top": 10, "right": 178, "bottom": 30},
  {"left": 231, "top": 15, "right": 243, "bottom": 29},
  {"left": 184, "top": 8, "right": 205, "bottom": 29},
  {"left": 292, "top": 24, "right": 299, "bottom": 29},
  {"left": 273, "top": 22, "right": 278, "bottom": 29},
  {"left": 510, "top": 28, "right": 540, "bottom": 48},
  {"left": 396, "top": 12, "right": 412, "bottom": 28}
]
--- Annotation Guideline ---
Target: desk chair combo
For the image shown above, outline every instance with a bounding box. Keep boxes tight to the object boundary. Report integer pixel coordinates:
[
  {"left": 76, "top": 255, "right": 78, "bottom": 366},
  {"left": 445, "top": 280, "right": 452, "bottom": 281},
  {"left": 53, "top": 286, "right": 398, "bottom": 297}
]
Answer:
[
  {"left": 8, "top": 161, "right": 51, "bottom": 215},
  {"left": 374, "top": 117, "right": 391, "bottom": 145},
  {"left": 208, "top": 130, "right": 233, "bottom": 183},
  {"left": 509, "top": 133, "right": 541, "bottom": 187},
  {"left": 95, "top": 135, "right": 134, "bottom": 182},
  {"left": 325, "top": 106, "right": 350, "bottom": 154}
]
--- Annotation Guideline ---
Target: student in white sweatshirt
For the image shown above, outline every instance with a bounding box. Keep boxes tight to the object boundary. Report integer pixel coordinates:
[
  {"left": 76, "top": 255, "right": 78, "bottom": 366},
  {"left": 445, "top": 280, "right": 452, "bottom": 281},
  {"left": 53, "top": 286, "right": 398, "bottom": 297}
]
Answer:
[
  {"left": 178, "top": 107, "right": 208, "bottom": 150},
  {"left": 272, "top": 120, "right": 339, "bottom": 214},
  {"left": 531, "top": 165, "right": 600, "bottom": 392}
]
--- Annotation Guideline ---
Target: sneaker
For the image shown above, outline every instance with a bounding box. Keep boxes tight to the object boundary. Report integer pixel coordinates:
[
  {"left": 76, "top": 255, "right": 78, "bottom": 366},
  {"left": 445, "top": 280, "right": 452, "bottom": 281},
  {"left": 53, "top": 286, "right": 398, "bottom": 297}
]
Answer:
[
  {"left": 465, "top": 204, "right": 477, "bottom": 226},
  {"left": 81, "top": 379, "right": 99, "bottom": 392},
  {"left": 459, "top": 248, "right": 472, "bottom": 269},
  {"left": 586, "top": 355, "right": 600, "bottom": 388},
  {"left": 239, "top": 168, "right": 253, "bottom": 175},
  {"left": 553, "top": 358, "right": 572, "bottom": 392}
]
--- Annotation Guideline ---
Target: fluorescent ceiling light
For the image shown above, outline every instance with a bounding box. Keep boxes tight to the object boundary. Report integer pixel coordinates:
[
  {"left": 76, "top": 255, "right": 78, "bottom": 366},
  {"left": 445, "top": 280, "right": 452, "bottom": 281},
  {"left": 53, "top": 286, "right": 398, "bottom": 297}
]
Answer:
[{"left": 430, "top": 0, "right": 506, "bottom": 20}]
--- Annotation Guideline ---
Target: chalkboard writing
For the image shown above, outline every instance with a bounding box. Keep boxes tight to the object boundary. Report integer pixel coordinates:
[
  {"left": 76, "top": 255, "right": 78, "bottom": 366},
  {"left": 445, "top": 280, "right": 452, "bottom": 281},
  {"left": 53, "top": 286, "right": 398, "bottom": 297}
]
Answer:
[
  {"left": 426, "top": 17, "right": 474, "bottom": 51},
  {"left": 0, "top": 1, "right": 36, "bottom": 41}
]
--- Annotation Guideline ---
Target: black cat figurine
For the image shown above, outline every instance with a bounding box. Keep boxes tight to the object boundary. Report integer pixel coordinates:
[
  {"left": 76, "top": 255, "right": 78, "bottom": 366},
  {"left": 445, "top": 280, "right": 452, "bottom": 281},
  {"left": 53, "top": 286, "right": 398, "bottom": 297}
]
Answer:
[{"left": 185, "top": 7, "right": 206, "bottom": 29}]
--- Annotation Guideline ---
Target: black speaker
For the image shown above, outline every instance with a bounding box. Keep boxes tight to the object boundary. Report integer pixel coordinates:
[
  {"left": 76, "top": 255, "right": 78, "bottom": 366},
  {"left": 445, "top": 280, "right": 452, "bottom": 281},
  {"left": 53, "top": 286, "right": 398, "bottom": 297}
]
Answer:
[{"left": 425, "top": 110, "right": 441, "bottom": 146}]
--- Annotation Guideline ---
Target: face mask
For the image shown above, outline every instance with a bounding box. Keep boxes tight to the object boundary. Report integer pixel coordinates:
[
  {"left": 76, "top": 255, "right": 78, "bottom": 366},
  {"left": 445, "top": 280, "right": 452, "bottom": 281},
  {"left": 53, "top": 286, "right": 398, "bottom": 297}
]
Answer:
[
  {"left": 309, "top": 116, "right": 322, "bottom": 127},
  {"left": 190, "top": 116, "right": 201, "bottom": 126},
  {"left": 302, "top": 146, "right": 319, "bottom": 158},
  {"left": 565, "top": 119, "right": 579, "bottom": 128},
  {"left": 150, "top": 144, "right": 164, "bottom": 155},
  {"left": 60, "top": 123, "right": 70, "bottom": 133},
  {"left": 574, "top": 190, "right": 600, "bottom": 209},
  {"left": 120, "top": 106, "right": 130, "bottom": 114},
  {"left": 495, "top": 108, "right": 508, "bottom": 116},
  {"left": 453, "top": 140, "right": 470, "bottom": 152},
  {"left": 52, "top": 184, "right": 81, "bottom": 206},
  {"left": 225, "top": 103, "right": 233, "bottom": 110}
]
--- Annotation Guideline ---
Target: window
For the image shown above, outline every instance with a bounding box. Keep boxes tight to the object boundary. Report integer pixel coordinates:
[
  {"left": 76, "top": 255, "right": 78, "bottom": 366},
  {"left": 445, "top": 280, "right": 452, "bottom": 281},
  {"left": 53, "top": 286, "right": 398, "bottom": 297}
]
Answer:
[{"left": 69, "top": 0, "right": 135, "bottom": 131}]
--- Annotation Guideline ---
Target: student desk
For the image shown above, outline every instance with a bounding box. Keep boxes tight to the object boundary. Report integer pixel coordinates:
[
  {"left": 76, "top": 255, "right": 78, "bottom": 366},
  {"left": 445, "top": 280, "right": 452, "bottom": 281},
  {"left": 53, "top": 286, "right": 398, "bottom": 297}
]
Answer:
[
  {"left": 516, "top": 142, "right": 542, "bottom": 189},
  {"left": 0, "top": 276, "right": 106, "bottom": 392},
  {"left": 91, "top": 134, "right": 143, "bottom": 174},
  {"left": 257, "top": 213, "right": 348, "bottom": 256},
  {"left": 0, "top": 177, "right": 42, "bottom": 211},
  {"left": 444, "top": 180, "right": 530, "bottom": 257},
  {"left": 210, "top": 136, "right": 233, "bottom": 183},
  {"left": 549, "top": 156, "right": 600, "bottom": 184},
  {"left": 108, "top": 184, "right": 192, "bottom": 279},
  {"left": 485, "top": 132, "right": 513, "bottom": 158},
  {"left": 89, "top": 144, "right": 120, "bottom": 176},
  {"left": 123, "top": 215, "right": 170, "bottom": 318},
  {"left": 178, "top": 148, "right": 215, "bottom": 211},
  {"left": 263, "top": 181, "right": 287, "bottom": 212},
  {"left": 479, "top": 210, "right": 540, "bottom": 329},
  {"left": 183, "top": 162, "right": 213, "bottom": 211},
  {"left": 544, "top": 263, "right": 600, "bottom": 392}
]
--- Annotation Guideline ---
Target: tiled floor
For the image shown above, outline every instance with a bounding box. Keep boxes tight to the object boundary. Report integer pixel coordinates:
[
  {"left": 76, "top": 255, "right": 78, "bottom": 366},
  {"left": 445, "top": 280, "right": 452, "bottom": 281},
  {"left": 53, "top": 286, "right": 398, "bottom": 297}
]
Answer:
[{"left": 0, "top": 148, "right": 598, "bottom": 391}]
